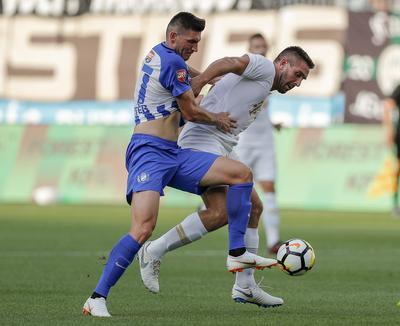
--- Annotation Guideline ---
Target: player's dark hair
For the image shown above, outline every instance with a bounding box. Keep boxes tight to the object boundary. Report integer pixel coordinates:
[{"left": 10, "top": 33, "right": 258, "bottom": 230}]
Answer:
[
  {"left": 166, "top": 12, "right": 206, "bottom": 35},
  {"left": 249, "top": 33, "right": 265, "bottom": 42},
  {"left": 274, "top": 46, "right": 315, "bottom": 69}
]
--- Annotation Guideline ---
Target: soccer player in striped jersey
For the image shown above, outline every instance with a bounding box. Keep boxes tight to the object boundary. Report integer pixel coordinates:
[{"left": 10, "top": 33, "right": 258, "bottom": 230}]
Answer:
[
  {"left": 139, "top": 45, "right": 314, "bottom": 308},
  {"left": 83, "top": 12, "right": 275, "bottom": 317}
]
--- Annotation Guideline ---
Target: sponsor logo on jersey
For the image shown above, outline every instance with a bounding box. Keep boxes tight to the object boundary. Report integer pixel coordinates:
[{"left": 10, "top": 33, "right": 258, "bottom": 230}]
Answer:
[
  {"left": 176, "top": 69, "right": 187, "bottom": 82},
  {"left": 249, "top": 100, "right": 265, "bottom": 118},
  {"left": 145, "top": 50, "right": 155, "bottom": 63},
  {"left": 137, "top": 172, "right": 150, "bottom": 183}
]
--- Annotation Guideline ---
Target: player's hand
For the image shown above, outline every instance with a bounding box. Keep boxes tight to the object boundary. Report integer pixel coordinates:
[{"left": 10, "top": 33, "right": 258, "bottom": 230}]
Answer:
[{"left": 214, "top": 112, "right": 237, "bottom": 133}]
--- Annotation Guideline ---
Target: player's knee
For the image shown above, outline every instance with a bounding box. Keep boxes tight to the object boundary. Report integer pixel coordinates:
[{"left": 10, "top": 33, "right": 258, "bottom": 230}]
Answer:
[
  {"left": 235, "top": 165, "right": 253, "bottom": 184},
  {"left": 130, "top": 222, "right": 155, "bottom": 243}
]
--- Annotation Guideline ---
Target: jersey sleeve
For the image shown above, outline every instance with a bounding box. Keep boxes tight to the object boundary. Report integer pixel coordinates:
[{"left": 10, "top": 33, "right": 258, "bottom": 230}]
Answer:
[
  {"left": 159, "top": 55, "right": 191, "bottom": 97},
  {"left": 242, "top": 53, "right": 275, "bottom": 82}
]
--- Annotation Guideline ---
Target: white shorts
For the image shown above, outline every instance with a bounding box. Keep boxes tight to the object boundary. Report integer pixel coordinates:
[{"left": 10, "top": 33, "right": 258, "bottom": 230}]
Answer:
[
  {"left": 178, "top": 126, "right": 238, "bottom": 159},
  {"left": 178, "top": 123, "right": 272, "bottom": 185},
  {"left": 235, "top": 141, "right": 276, "bottom": 182}
]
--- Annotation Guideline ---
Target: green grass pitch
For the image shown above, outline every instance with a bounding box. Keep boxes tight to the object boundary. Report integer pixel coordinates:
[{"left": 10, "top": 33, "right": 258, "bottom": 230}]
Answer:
[{"left": 0, "top": 204, "right": 399, "bottom": 325}]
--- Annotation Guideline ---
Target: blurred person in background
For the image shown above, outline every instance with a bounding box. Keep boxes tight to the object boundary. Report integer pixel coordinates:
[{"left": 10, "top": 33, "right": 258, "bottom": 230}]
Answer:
[
  {"left": 235, "top": 33, "right": 283, "bottom": 255},
  {"left": 82, "top": 11, "right": 275, "bottom": 318},
  {"left": 383, "top": 84, "right": 400, "bottom": 216}
]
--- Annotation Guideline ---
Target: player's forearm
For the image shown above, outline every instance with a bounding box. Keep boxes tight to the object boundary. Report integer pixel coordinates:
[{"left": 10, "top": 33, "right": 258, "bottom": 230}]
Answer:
[
  {"left": 196, "top": 56, "right": 249, "bottom": 88},
  {"left": 181, "top": 104, "right": 216, "bottom": 125},
  {"left": 177, "top": 89, "right": 234, "bottom": 132}
]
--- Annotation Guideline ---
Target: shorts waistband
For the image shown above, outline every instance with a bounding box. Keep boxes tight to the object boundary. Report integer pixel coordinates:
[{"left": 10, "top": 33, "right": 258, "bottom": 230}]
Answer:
[{"left": 132, "top": 133, "right": 178, "bottom": 148}]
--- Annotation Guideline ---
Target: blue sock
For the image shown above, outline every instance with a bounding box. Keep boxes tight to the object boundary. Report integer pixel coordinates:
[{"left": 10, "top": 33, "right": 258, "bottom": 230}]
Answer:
[
  {"left": 226, "top": 182, "right": 253, "bottom": 251},
  {"left": 94, "top": 234, "right": 141, "bottom": 297}
]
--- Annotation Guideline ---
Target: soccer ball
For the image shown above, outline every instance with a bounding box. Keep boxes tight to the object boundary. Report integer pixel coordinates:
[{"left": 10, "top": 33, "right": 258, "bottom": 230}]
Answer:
[{"left": 276, "top": 239, "right": 315, "bottom": 276}]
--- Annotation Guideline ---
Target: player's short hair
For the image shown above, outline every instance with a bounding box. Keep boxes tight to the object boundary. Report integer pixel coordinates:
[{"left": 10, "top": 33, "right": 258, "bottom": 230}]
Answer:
[
  {"left": 249, "top": 33, "right": 266, "bottom": 42},
  {"left": 274, "top": 46, "right": 315, "bottom": 69},
  {"left": 166, "top": 12, "right": 206, "bottom": 35}
]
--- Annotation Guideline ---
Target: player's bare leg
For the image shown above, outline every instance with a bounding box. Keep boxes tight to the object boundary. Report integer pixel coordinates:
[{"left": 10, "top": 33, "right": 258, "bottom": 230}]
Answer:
[
  {"left": 129, "top": 191, "right": 160, "bottom": 243},
  {"left": 83, "top": 191, "right": 159, "bottom": 317},
  {"left": 140, "top": 182, "right": 276, "bottom": 295}
]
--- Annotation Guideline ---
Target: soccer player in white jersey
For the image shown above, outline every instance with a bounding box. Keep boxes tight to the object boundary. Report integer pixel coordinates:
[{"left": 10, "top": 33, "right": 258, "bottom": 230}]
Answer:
[
  {"left": 235, "top": 33, "right": 282, "bottom": 255},
  {"left": 82, "top": 12, "right": 276, "bottom": 317},
  {"left": 139, "top": 46, "right": 315, "bottom": 307}
]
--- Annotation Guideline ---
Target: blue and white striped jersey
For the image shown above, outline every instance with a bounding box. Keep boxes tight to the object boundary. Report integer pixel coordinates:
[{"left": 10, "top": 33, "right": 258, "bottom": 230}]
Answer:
[{"left": 133, "top": 42, "right": 191, "bottom": 126}]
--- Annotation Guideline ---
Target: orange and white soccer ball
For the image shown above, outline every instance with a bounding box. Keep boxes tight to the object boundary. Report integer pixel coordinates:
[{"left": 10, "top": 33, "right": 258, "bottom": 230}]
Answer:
[{"left": 276, "top": 239, "right": 315, "bottom": 276}]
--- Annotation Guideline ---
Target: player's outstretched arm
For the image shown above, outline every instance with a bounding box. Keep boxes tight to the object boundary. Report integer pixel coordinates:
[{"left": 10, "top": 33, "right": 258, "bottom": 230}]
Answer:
[
  {"left": 191, "top": 55, "right": 250, "bottom": 96},
  {"left": 176, "top": 89, "right": 236, "bottom": 133}
]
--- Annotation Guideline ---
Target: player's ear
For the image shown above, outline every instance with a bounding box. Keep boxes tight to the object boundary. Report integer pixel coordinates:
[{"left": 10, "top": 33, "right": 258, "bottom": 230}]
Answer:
[
  {"left": 169, "top": 31, "right": 178, "bottom": 44},
  {"left": 278, "top": 58, "right": 288, "bottom": 70}
]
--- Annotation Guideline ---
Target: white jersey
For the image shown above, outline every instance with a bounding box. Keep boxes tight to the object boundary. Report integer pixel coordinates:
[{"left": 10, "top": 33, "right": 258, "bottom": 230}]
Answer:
[
  {"left": 235, "top": 105, "right": 276, "bottom": 181},
  {"left": 178, "top": 53, "right": 275, "bottom": 151},
  {"left": 237, "top": 104, "right": 273, "bottom": 147}
]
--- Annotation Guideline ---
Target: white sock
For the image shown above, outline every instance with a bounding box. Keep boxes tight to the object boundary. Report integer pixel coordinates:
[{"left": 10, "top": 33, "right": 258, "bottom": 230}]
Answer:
[
  {"left": 235, "top": 227, "right": 258, "bottom": 288},
  {"left": 147, "top": 212, "right": 208, "bottom": 259},
  {"left": 262, "top": 192, "right": 280, "bottom": 249}
]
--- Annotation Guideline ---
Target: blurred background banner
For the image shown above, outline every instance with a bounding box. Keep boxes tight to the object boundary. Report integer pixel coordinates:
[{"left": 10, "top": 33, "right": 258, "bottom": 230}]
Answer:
[
  {"left": 342, "top": 11, "right": 400, "bottom": 123},
  {"left": 276, "top": 126, "right": 393, "bottom": 211},
  {"left": 0, "top": 6, "right": 347, "bottom": 101},
  {"left": 1, "top": 5, "right": 398, "bottom": 118},
  {"left": 0, "top": 124, "right": 393, "bottom": 211},
  {"left": 0, "top": 1, "right": 400, "bottom": 211},
  {"left": 0, "top": 125, "right": 130, "bottom": 204},
  {"left": 0, "top": 100, "right": 133, "bottom": 125}
]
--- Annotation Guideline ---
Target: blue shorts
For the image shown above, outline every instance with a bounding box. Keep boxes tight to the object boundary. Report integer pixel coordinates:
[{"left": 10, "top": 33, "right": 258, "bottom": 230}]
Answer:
[{"left": 125, "top": 133, "right": 219, "bottom": 204}]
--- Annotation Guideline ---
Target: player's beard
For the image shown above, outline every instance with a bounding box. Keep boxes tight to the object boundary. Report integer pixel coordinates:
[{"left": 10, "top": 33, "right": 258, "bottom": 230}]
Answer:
[{"left": 277, "top": 74, "right": 288, "bottom": 94}]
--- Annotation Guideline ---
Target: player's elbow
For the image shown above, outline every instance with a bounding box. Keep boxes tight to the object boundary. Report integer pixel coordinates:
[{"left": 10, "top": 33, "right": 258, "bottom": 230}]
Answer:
[{"left": 181, "top": 111, "right": 196, "bottom": 122}]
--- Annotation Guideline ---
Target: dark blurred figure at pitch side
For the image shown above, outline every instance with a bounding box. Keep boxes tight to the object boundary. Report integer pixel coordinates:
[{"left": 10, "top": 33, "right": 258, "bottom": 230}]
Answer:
[{"left": 383, "top": 84, "right": 400, "bottom": 216}]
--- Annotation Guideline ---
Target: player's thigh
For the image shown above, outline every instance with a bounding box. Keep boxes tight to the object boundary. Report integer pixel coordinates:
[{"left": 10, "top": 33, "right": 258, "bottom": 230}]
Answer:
[
  {"left": 168, "top": 148, "right": 219, "bottom": 194},
  {"left": 129, "top": 190, "right": 160, "bottom": 243},
  {"left": 200, "top": 156, "right": 252, "bottom": 187},
  {"left": 125, "top": 136, "right": 179, "bottom": 203}
]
